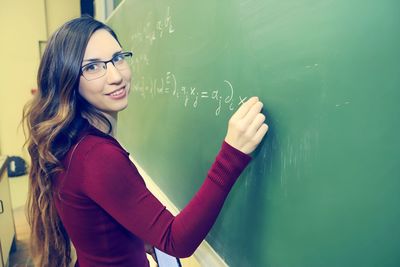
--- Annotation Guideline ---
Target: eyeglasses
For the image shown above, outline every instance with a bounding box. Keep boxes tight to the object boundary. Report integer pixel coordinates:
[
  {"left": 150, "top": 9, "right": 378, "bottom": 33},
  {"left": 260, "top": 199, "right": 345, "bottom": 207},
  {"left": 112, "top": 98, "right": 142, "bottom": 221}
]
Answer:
[{"left": 81, "top": 51, "right": 133, "bottom": 81}]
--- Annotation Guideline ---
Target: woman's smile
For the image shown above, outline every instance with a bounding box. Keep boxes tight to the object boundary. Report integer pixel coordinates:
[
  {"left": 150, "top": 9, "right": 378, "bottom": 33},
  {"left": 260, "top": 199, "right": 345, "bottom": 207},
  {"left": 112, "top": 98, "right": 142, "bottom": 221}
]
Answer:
[{"left": 106, "top": 86, "right": 127, "bottom": 99}]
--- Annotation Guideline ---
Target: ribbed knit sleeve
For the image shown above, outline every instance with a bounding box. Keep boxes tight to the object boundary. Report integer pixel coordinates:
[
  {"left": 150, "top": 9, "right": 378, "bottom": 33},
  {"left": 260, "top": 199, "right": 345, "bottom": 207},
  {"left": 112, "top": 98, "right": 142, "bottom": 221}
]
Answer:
[
  {"left": 208, "top": 141, "right": 252, "bottom": 191},
  {"left": 81, "top": 140, "right": 251, "bottom": 258}
]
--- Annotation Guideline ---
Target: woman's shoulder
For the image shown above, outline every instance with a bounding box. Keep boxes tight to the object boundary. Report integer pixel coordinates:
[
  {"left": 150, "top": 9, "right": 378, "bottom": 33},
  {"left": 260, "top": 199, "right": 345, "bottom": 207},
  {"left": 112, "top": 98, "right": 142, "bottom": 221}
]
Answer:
[
  {"left": 83, "top": 135, "right": 125, "bottom": 154},
  {"left": 71, "top": 127, "right": 129, "bottom": 160}
]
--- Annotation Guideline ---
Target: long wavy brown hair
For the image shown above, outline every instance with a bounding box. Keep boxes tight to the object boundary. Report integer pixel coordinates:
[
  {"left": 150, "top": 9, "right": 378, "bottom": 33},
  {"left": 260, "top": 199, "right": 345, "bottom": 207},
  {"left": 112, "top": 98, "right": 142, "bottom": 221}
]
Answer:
[{"left": 22, "top": 16, "right": 119, "bottom": 267}]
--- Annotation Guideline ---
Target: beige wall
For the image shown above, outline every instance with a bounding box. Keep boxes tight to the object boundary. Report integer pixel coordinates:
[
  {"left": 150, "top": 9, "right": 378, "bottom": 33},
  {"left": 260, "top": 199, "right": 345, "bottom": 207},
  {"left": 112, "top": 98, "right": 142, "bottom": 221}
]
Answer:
[
  {"left": 0, "top": 0, "right": 80, "bottom": 158},
  {"left": 45, "top": 0, "right": 81, "bottom": 36}
]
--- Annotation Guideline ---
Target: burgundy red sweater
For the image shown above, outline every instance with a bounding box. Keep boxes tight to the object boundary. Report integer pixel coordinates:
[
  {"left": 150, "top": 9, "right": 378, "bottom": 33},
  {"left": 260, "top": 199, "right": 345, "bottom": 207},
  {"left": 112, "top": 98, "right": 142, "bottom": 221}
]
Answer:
[{"left": 53, "top": 127, "right": 251, "bottom": 267}]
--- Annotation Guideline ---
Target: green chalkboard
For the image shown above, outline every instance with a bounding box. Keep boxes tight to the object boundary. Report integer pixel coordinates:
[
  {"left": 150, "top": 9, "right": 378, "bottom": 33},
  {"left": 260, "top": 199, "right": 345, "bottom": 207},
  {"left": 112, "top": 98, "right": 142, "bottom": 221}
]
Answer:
[{"left": 107, "top": 1, "right": 400, "bottom": 266}]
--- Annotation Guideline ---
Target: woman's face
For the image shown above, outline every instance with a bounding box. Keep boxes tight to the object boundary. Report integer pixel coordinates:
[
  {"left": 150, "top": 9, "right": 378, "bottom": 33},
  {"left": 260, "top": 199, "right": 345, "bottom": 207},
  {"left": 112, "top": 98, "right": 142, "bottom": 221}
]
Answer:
[{"left": 78, "top": 29, "right": 132, "bottom": 117}]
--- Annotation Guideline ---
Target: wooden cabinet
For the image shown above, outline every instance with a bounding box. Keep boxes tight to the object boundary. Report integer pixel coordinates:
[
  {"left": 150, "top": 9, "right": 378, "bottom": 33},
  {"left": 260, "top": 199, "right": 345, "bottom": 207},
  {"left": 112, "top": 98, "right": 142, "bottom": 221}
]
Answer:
[{"left": 0, "top": 156, "right": 16, "bottom": 267}]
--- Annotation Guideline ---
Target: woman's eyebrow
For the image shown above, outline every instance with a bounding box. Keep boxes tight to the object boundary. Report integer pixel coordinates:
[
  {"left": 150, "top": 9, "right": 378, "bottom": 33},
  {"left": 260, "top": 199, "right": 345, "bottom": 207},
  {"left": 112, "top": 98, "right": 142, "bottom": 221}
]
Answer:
[{"left": 82, "top": 50, "right": 123, "bottom": 62}]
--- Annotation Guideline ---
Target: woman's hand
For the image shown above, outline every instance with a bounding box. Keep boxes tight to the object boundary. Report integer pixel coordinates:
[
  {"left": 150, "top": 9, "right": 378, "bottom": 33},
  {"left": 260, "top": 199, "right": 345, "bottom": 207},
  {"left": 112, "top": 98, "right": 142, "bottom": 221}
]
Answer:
[{"left": 224, "top": 96, "right": 269, "bottom": 154}]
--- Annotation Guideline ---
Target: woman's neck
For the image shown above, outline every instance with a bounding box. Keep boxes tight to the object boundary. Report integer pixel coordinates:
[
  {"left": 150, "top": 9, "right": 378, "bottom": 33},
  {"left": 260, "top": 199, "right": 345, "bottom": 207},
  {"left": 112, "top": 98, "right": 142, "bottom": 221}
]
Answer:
[
  {"left": 86, "top": 112, "right": 118, "bottom": 137},
  {"left": 104, "top": 112, "right": 118, "bottom": 137}
]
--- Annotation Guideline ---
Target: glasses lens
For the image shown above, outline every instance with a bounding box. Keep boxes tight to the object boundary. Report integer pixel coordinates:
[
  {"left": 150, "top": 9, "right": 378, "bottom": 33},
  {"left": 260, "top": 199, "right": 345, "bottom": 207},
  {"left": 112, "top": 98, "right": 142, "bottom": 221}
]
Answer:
[
  {"left": 82, "top": 62, "right": 106, "bottom": 80},
  {"left": 114, "top": 52, "right": 133, "bottom": 71},
  {"left": 81, "top": 52, "right": 133, "bottom": 81}
]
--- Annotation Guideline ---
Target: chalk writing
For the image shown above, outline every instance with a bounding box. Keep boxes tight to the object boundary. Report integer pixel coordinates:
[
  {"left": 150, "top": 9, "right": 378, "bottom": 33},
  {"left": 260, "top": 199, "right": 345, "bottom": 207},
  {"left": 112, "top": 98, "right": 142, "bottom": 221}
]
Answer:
[
  {"left": 132, "top": 72, "right": 247, "bottom": 116},
  {"left": 128, "top": 6, "right": 247, "bottom": 116},
  {"left": 131, "top": 6, "right": 175, "bottom": 47}
]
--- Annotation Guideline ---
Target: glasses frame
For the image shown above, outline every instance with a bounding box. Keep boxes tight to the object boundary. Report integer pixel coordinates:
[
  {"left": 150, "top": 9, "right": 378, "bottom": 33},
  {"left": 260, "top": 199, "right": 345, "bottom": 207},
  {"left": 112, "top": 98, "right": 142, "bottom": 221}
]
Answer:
[{"left": 80, "top": 51, "right": 133, "bottom": 81}]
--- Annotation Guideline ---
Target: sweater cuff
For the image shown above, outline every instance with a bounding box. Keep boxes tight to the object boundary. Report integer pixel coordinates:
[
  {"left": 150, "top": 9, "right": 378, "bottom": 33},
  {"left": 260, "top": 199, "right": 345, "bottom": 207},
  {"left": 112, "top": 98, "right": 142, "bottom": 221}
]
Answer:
[{"left": 207, "top": 141, "right": 252, "bottom": 191}]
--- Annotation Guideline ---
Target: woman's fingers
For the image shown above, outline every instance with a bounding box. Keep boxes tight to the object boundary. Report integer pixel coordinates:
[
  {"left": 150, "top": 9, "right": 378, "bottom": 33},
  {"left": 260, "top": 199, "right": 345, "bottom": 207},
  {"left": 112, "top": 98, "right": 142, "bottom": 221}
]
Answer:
[
  {"left": 242, "top": 101, "right": 263, "bottom": 127},
  {"left": 224, "top": 96, "right": 269, "bottom": 154},
  {"left": 231, "top": 96, "right": 259, "bottom": 121},
  {"left": 248, "top": 113, "right": 266, "bottom": 137},
  {"left": 254, "top": 123, "right": 269, "bottom": 144}
]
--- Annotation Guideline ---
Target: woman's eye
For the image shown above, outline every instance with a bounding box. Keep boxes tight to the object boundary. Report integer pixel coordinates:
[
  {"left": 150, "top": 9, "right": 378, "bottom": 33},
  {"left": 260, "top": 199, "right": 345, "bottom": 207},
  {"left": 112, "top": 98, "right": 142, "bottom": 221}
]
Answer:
[
  {"left": 83, "top": 63, "right": 101, "bottom": 73},
  {"left": 113, "top": 54, "right": 124, "bottom": 64}
]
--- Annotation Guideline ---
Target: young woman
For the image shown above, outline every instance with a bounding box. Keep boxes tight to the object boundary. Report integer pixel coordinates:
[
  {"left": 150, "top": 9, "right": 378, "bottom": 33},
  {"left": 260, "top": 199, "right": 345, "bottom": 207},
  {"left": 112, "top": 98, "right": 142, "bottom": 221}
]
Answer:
[{"left": 23, "top": 16, "right": 268, "bottom": 267}]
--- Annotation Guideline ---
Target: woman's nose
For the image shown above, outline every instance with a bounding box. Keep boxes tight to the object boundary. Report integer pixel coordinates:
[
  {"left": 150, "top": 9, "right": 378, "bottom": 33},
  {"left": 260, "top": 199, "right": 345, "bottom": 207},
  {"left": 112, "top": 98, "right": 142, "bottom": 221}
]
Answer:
[{"left": 105, "top": 62, "right": 123, "bottom": 84}]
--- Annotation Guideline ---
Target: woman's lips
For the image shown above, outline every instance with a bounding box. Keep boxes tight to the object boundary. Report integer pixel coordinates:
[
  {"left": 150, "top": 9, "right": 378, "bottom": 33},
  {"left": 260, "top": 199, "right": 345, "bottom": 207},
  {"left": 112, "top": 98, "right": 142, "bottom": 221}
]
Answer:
[{"left": 106, "top": 87, "right": 126, "bottom": 99}]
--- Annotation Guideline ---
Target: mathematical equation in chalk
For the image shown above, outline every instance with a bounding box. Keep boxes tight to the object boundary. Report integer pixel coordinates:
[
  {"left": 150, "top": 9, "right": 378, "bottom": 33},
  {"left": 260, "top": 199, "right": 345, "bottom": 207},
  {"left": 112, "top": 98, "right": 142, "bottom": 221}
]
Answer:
[
  {"left": 130, "top": 6, "right": 175, "bottom": 47},
  {"left": 131, "top": 54, "right": 150, "bottom": 74},
  {"left": 132, "top": 72, "right": 248, "bottom": 116}
]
